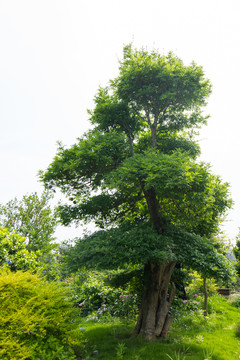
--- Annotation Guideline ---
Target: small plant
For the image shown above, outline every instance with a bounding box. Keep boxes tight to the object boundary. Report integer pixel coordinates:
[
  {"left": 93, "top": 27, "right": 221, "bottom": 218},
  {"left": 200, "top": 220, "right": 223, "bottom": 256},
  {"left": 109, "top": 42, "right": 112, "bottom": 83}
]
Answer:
[
  {"left": 203, "top": 348, "right": 213, "bottom": 360},
  {"left": 166, "top": 347, "right": 190, "bottom": 360},
  {"left": 116, "top": 342, "right": 127, "bottom": 359},
  {"left": 195, "top": 334, "right": 204, "bottom": 343},
  {"left": 166, "top": 351, "right": 186, "bottom": 360}
]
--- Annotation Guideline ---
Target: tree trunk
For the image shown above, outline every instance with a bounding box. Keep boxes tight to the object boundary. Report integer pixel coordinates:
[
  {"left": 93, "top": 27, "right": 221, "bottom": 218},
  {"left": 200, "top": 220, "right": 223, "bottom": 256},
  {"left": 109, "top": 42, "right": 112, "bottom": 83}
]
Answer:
[
  {"left": 134, "top": 261, "right": 176, "bottom": 341},
  {"left": 142, "top": 188, "right": 166, "bottom": 234},
  {"left": 151, "top": 125, "right": 157, "bottom": 148},
  {"left": 137, "top": 173, "right": 175, "bottom": 340}
]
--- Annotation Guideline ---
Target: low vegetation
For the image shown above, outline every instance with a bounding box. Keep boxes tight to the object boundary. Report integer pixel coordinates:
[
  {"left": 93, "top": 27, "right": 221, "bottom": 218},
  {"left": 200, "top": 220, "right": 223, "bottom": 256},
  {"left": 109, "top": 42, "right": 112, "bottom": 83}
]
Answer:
[
  {"left": 79, "top": 294, "right": 240, "bottom": 360},
  {"left": 2, "top": 265, "right": 240, "bottom": 359}
]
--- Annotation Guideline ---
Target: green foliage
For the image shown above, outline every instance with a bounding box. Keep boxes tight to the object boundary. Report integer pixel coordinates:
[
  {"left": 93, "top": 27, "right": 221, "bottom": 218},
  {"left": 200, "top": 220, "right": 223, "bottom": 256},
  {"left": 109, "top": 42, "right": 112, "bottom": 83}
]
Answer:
[
  {"left": 185, "top": 271, "right": 218, "bottom": 296},
  {"left": 236, "top": 324, "right": 240, "bottom": 338},
  {"left": 66, "top": 269, "right": 140, "bottom": 320},
  {"left": 41, "top": 46, "right": 231, "bottom": 271},
  {"left": 228, "top": 292, "right": 240, "bottom": 308},
  {"left": 41, "top": 46, "right": 223, "bottom": 232},
  {"left": 172, "top": 295, "right": 202, "bottom": 317},
  {"left": 233, "top": 233, "right": 240, "bottom": 276},
  {"left": 115, "top": 342, "right": 127, "bottom": 359},
  {"left": 106, "top": 265, "right": 144, "bottom": 295},
  {"left": 0, "top": 270, "right": 83, "bottom": 359},
  {"left": 166, "top": 347, "right": 190, "bottom": 360},
  {"left": 63, "top": 222, "right": 176, "bottom": 270},
  {"left": 63, "top": 222, "right": 232, "bottom": 283},
  {"left": 36, "top": 241, "right": 70, "bottom": 282},
  {"left": 0, "top": 191, "right": 57, "bottom": 256},
  {"left": 117, "top": 45, "right": 211, "bottom": 118},
  {"left": 0, "top": 227, "right": 38, "bottom": 271},
  {"left": 136, "top": 130, "right": 201, "bottom": 158}
]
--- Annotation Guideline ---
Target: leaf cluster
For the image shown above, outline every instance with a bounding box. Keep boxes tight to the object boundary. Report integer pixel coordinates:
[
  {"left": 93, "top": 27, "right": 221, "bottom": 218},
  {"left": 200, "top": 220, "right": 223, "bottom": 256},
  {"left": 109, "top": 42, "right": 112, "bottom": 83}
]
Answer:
[{"left": 115, "top": 45, "right": 211, "bottom": 132}]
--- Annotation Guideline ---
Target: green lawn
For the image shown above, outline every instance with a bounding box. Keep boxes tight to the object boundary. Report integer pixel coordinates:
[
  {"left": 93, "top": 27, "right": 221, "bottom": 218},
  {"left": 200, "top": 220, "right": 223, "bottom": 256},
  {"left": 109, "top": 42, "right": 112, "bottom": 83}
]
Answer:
[{"left": 79, "top": 295, "right": 240, "bottom": 360}]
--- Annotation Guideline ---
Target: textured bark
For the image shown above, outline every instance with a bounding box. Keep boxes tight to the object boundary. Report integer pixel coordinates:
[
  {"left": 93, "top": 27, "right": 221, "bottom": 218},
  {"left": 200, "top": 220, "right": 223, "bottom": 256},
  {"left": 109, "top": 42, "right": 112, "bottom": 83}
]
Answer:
[
  {"left": 133, "top": 307, "right": 143, "bottom": 336},
  {"left": 137, "top": 169, "right": 176, "bottom": 340},
  {"left": 151, "top": 125, "right": 157, "bottom": 148},
  {"left": 143, "top": 188, "right": 166, "bottom": 234},
  {"left": 134, "top": 261, "right": 176, "bottom": 340},
  {"left": 160, "top": 314, "right": 173, "bottom": 338}
]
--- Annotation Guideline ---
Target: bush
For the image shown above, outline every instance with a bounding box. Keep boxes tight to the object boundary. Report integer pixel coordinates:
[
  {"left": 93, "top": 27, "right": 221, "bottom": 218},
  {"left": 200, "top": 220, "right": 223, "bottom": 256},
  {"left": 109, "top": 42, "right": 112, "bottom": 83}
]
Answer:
[
  {"left": 228, "top": 292, "right": 240, "bottom": 308},
  {"left": 186, "top": 271, "right": 218, "bottom": 296},
  {"left": 171, "top": 293, "right": 202, "bottom": 319},
  {"left": 236, "top": 324, "right": 240, "bottom": 338},
  {"left": 0, "top": 270, "right": 83, "bottom": 359},
  {"left": 66, "top": 270, "right": 140, "bottom": 320}
]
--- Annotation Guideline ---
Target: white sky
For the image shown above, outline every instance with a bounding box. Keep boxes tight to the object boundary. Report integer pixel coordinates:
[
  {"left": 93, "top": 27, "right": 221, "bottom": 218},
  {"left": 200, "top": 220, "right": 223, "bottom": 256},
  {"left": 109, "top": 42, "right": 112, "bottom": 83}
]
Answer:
[{"left": 0, "top": 0, "right": 240, "bottom": 243}]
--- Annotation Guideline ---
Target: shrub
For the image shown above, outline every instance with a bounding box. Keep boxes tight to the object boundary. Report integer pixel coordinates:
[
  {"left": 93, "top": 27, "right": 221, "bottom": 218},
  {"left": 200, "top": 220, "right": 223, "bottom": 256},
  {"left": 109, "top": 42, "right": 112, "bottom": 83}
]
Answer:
[
  {"left": 66, "top": 269, "right": 140, "bottom": 320},
  {"left": 236, "top": 324, "right": 240, "bottom": 338},
  {"left": 0, "top": 270, "right": 83, "bottom": 359},
  {"left": 228, "top": 292, "right": 240, "bottom": 308},
  {"left": 171, "top": 294, "right": 202, "bottom": 319},
  {"left": 186, "top": 271, "right": 218, "bottom": 296}
]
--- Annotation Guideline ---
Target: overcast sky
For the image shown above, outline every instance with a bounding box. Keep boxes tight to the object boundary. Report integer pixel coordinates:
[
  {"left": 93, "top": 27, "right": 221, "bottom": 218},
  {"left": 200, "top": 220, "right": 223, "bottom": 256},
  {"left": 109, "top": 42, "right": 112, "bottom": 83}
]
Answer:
[{"left": 0, "top": 0, "right": 240, "bottom": 243}]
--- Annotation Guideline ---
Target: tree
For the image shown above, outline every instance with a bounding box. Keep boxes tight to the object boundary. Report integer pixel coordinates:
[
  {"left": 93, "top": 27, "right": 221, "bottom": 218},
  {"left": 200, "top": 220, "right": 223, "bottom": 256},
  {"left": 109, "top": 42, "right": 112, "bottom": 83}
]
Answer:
[
  {"left": 0, "top": 191, "right": 57, "bottom": 256},
  {"left": 41, "top": 45, "right": 232, "bottom": 340},
  {"left": 0, "top": 227, "right": 38, "bottom": 271}
]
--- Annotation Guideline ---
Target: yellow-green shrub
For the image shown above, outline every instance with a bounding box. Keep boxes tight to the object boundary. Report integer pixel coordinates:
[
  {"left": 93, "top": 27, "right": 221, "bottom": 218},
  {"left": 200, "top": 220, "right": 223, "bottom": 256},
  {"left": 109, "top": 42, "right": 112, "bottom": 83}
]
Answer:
[
  {"left": 0, "top": 270, "right": 82, "bottom": 359},
  {"left": 186, "top": 271, "right": 218, "bottom": 296}
]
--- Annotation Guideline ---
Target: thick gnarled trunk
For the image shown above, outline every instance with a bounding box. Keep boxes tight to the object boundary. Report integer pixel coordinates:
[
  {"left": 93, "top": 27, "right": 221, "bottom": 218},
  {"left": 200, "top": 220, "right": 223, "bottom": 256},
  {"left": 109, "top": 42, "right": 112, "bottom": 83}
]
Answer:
[
  {"left": 137, "top": 181, "right": 176, "bottom": 340},
  {"left": 134, "top": 261, "right": 176, "bottom": 341}
]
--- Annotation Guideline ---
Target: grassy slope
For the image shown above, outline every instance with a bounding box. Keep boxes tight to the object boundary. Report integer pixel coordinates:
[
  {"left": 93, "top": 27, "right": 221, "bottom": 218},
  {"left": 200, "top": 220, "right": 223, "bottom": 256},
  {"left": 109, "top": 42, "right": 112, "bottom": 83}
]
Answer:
[{"left": 80, "top": 295, "right": 240, "bottom": 360}]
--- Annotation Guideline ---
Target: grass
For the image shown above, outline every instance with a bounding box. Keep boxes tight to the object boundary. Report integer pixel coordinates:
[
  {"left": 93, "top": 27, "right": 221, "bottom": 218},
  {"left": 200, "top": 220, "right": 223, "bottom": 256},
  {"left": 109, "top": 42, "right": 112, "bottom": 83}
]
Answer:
[{"left": 78, "top": 295, "right": 240, "bottom": 360}]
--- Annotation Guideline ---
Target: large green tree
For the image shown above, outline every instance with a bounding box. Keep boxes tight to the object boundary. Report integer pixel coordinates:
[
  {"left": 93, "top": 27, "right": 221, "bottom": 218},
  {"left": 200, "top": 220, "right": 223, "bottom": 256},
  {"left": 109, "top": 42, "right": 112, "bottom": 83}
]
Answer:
[
  {"left": 41, "top": 46, "right": 232, "bottom": 340},
  {"left": 0, "top": 191, "right": 57, "bottom": 256}
]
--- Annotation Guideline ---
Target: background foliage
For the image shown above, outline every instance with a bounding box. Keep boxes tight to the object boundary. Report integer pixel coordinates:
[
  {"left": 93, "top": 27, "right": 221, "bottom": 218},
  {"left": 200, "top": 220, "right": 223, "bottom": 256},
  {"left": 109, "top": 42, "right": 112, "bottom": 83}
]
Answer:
[
  {"left": 0, "top": 191, "right": 57, "bottom": 256},
  {"left": 0, "top": 227, "right": 38, "bottom": 272}
]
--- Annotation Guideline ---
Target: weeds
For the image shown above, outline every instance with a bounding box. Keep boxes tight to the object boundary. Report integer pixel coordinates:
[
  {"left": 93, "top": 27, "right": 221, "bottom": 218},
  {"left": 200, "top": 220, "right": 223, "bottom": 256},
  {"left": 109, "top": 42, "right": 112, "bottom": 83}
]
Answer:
[
  {"left": 116, "top": 342, "right": 127, "bottom": 359},
  {"left": 203, "top": 348, "right": 213, "bottom": 360},
  {"left": 166, "top": 346, "right": 190, "bottom": 360}
]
